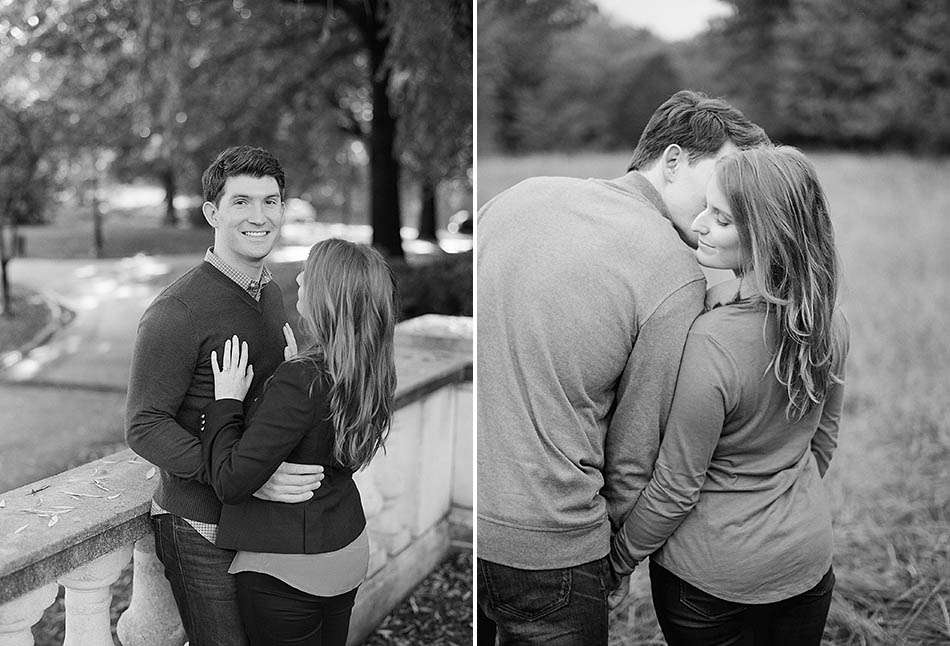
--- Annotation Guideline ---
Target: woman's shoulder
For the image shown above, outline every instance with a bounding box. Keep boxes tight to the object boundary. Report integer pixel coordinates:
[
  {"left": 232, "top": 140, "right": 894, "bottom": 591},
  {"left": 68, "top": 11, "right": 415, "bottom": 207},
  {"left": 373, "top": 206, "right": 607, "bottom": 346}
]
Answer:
[{"left": 268, "top": 356, "right": 328, "bottom": 393}]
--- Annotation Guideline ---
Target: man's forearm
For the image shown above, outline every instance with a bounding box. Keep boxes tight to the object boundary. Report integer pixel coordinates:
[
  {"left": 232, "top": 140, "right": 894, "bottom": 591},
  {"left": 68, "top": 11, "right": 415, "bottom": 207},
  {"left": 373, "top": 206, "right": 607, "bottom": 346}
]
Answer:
[{"left": 127, "top": 414, "right": 208, "bottom": 482}]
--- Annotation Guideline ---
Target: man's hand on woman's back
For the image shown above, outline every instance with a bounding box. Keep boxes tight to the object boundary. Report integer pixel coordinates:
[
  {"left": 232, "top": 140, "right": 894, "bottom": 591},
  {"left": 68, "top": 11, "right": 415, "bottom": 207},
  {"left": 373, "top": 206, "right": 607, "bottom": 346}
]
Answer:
[{"left": 253, "top": 461, "right": 325, "bottom": 502}]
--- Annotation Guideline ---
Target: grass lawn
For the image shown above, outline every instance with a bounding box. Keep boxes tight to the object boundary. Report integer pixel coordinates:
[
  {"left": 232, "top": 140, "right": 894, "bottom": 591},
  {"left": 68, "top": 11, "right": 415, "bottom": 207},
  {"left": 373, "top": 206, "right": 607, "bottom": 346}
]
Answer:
[
  {"left": 480, "top": 152, "right": 950, "bottom": 645},
  {"left": 0, "top": 288, "right": 52, "bottom": 354}
]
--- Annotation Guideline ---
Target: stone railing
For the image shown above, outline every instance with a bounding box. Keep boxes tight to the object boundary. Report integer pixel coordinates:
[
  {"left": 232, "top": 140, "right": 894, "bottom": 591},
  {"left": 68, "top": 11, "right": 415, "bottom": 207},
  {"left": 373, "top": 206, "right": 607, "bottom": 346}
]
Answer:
[{"left": 0, "top": 315, "right": 472, "bottom": 646}]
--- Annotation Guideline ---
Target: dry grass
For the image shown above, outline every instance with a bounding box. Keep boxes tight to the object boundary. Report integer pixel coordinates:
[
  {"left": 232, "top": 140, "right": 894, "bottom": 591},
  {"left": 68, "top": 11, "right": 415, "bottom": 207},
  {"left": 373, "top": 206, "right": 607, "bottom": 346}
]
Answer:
[{"left": 480, "top": 152, "right": 950, "bottom": 645}]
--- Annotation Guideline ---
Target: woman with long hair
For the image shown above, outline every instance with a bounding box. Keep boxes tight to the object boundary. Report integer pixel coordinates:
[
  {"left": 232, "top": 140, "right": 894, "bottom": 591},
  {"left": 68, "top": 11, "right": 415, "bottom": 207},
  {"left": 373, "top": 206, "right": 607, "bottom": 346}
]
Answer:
[
  {"left": 610, "top": 146, "right": 849, "bottom": 645},
  {"left": 202, "top": 238, "right": 397, "bottom": 645}
]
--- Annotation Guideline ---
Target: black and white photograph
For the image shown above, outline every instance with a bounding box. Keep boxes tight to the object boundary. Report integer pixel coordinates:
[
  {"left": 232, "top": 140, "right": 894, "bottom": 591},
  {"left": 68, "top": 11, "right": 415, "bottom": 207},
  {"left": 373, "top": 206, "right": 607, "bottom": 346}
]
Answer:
[
  {"left": 476, "top": 0, "right": 949, "bottom": 644},
  {"left": 0, "top": 1, "right": 472, "bottom": 644}
]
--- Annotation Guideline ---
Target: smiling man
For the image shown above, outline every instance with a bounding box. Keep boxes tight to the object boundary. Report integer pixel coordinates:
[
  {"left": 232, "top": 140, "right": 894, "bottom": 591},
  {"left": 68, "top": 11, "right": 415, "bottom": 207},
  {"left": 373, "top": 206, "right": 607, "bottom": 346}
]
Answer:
[{"left": 126, "top": 146, "right": 324, "bottom": 645}]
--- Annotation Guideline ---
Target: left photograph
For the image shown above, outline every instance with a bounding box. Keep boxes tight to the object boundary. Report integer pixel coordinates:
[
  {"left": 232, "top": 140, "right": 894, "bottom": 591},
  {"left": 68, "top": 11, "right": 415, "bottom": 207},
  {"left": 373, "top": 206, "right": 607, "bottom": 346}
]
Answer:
[{"left": 0, "top": 1, "right": 473, "bottom": 645}]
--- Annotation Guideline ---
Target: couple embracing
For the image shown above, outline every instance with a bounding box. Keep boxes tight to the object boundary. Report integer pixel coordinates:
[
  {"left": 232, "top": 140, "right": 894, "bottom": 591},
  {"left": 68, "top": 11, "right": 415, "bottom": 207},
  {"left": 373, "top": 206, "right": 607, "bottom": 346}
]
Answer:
[
  {"left": 126, "top": 146, "right": 397, "bottom": 645},
  {"left": 477, "top": 91, "right": 849, "bottom": 645}
]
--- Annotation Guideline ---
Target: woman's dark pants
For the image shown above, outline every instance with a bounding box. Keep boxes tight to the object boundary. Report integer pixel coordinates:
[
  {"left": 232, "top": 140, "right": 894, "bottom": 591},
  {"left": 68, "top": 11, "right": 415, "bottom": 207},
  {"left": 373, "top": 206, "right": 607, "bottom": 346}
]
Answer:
[
  {"left": 235, "top": 571, "right": 358, "bottom": 646},
  {"left": 649, "top": 560, "right": 835, "bottom": 646}
]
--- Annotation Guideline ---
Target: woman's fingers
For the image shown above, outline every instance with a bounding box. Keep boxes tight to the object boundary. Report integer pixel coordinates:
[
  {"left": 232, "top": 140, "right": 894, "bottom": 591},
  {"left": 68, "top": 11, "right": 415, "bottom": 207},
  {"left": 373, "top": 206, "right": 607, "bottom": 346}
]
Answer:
[
  {"left": 238, "top": 340, "right": 249, "bottom": 374},
  {"left": 211, "top": 350, "right": 219, "bottom": 375},
  {"left": 231, "top": 335, "right": 240, "bottom": 369},
  {"left": 283, "top": 323, "right": 297, "bottom": 360},
  {"left": 223, "top": 338, "right": 231, "bottom": 370}
]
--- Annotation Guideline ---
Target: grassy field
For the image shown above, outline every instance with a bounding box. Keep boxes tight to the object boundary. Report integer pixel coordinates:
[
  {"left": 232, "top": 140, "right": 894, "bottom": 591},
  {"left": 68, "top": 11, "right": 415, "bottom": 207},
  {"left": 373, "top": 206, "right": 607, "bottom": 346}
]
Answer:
[{"left": 479, "top": 152, "right": 950, "bottom": 645}]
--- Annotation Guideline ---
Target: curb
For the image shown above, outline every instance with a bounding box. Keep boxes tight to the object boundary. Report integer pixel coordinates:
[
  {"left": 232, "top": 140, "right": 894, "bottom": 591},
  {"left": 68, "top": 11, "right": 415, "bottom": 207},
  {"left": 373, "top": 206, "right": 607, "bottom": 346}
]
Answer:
[{"left": 0, "top": 290, "right": 76, "bottom": 372}]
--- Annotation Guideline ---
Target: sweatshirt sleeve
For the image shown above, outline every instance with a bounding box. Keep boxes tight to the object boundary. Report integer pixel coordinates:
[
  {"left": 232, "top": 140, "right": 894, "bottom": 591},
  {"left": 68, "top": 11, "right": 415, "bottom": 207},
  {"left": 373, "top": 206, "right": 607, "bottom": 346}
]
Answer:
[
  {"left": 125, "top": 296, "right": 207, "bottom": 482},
  {"left": 609, "top": 329, "right": 736, "bottom": 575},
  {"left": 602, "top": 280, "right": 705, "bottom": 527},
  {"left": 811, "top": 316, "right": 850, "bottom": 476},
  {"left": 201, "top": 362, "right": 315, "bottom": 504}
]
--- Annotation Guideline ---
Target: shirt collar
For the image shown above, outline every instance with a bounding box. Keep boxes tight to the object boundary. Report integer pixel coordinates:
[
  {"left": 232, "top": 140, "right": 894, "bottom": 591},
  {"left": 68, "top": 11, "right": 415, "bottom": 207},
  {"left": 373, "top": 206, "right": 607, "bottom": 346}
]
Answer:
[{"left": 204, "top": 248, "right": 272, "bottom": 300}]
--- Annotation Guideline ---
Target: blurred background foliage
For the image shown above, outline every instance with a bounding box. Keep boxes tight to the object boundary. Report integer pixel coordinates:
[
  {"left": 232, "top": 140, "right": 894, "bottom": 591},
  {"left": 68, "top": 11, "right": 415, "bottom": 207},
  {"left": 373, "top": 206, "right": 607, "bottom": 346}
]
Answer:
[
  {"left": 0, "top": 0, "right": 473, "bottom": 258},
  {"left": 477, "top": 0, "right": 950, "bottom": 155}
]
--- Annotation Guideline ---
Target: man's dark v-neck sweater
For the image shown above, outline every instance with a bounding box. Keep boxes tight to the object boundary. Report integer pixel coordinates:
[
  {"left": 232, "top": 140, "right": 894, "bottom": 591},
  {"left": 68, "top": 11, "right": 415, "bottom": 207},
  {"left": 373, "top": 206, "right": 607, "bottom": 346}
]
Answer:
[{"left": 126, "top": 261, "right": 286, "bottom": 523}]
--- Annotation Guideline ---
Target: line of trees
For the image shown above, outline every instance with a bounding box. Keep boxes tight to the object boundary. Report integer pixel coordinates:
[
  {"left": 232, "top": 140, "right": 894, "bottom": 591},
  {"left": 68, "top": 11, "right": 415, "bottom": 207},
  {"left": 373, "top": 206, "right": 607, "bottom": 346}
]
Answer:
[{"left": 479, "top": 0, "right": 950, "bottom": 155}]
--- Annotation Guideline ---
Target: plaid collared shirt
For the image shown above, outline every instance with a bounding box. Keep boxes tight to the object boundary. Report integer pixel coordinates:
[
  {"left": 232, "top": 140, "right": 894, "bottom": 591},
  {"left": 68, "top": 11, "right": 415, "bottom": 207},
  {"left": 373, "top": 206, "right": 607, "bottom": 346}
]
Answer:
[
  {"left": 150, "top": 249, "right": 274, "bottom": 544},
  {"left": 203, "top": 248, "right": 273, "bottom": 301}
]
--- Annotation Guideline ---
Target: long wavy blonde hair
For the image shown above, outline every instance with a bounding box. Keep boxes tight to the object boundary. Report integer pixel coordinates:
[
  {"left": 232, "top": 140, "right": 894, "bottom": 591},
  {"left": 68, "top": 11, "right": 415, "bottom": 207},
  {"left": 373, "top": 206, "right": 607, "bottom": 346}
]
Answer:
[
  {"left": 717, "top": 146, "right": 843, "bottom": 419},
  {"left": 297, "top": 239, "right": 397, "bottom": 470}
]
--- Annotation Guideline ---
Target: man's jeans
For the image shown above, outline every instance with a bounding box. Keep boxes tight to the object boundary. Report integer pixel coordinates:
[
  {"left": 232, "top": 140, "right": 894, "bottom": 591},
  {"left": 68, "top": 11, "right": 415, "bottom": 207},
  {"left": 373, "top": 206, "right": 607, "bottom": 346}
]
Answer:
[
  {"left": 151, "top": 514, "right": 248, "bottom": 646},
  {"left": 477, "top": 556, "right": 610, "bottom": 645},
  {"left": 650, "top": 560, "right": 835, "bottom": 646}
]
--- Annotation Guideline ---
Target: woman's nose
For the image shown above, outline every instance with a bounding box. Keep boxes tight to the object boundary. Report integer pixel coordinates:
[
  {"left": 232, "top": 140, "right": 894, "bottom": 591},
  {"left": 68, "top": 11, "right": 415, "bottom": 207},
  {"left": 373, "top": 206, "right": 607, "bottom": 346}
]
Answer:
[{"left": 691, "top": 211, "right": 708, "bottom": 233}]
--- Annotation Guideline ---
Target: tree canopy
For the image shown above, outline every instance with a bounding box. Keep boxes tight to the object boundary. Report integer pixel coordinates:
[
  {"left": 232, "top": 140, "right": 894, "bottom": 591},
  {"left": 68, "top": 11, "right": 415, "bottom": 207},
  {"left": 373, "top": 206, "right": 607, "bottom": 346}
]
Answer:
[{"left": 0, "top": 0, "right": 473, "bottom": 256}]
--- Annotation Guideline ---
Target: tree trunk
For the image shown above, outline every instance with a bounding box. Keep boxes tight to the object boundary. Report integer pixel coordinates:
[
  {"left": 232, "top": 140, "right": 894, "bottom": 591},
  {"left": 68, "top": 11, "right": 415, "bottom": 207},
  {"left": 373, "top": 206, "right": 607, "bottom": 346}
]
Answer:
[
  {"left": 92, "top": 173, "right": 104, "bottom": 258},
  {"left": 418, "top": 180, "right": 438, "bottom": 241},
  {"left": 367, "top": 28, "right": 403, "bottom": 258},
  {"left": 162, "top": 166, "right": 177, "bottom": 227},
  {"left": 0, "top": 225, "right": 10, "bottom": 317}
]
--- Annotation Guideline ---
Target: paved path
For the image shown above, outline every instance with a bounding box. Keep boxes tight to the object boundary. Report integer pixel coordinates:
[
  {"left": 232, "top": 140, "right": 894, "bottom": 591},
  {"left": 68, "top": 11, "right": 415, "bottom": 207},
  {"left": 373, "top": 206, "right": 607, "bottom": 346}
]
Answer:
[{"left": 0, "top": 255, "right": 198, "bottom": 492}]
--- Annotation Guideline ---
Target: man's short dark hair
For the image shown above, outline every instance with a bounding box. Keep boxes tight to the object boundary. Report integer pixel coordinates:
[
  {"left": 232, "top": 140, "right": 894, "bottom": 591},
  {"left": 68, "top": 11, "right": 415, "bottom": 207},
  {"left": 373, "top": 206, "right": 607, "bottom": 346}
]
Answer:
[
  {"left": 202, "top": 146, "right": 286, "bottom": 205},
  {"left": 627, "top": 90, "right": 770, "bottom": 171}
]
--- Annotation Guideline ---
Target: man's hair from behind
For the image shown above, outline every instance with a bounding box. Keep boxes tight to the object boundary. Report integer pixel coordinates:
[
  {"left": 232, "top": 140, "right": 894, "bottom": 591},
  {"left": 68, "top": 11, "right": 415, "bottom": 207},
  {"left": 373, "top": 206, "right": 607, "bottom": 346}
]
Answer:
[
  {"left": 626, "top": 90, "right": 770, "bottom": 171},
  {"left": 202, "top": 145, "right": 286, "bottom": 206}
]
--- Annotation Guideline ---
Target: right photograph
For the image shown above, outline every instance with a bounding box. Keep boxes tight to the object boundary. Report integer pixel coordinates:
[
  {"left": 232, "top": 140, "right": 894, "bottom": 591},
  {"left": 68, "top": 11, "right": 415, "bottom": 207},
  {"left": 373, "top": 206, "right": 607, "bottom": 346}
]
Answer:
[{"left": 475, "top": 1, "right": 950, "bottom": 645}]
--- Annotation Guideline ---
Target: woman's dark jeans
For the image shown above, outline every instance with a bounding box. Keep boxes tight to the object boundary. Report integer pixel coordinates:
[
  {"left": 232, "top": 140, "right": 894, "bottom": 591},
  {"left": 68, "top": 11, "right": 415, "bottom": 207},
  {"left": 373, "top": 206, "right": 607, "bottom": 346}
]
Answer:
[
  {"left": 477, "top": 556, "right": 610, "bottom": 645},
  {"left": 235, "top": 571, "right": 358, "bottom": 646},
  {"left": 649, "top": 560, "right": 835, "bottom": 646}
]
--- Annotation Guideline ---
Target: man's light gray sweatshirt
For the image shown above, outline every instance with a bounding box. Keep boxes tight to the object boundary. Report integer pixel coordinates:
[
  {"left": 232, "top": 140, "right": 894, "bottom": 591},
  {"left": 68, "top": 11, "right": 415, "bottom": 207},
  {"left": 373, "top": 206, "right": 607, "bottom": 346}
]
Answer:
[{"left": 476, "top": 173, "right": 705, "bottom": 569}]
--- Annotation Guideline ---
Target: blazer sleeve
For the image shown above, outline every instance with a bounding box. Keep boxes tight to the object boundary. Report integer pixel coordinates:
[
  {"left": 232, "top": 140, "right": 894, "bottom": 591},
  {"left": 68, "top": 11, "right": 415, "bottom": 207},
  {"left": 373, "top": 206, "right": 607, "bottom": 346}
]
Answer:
[
  {"left": 201, "top": 361, "right": 316, "bottom": 504},
  {"left": 609, "top": 329, "right": 737, "bottom": 577}
]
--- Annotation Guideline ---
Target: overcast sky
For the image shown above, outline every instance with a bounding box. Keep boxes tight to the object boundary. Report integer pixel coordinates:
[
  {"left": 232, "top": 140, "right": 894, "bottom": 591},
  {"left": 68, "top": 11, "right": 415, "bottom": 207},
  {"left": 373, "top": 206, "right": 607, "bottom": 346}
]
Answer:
[{"left": 592, "top": 0, "right": 733, "bottom": 41}]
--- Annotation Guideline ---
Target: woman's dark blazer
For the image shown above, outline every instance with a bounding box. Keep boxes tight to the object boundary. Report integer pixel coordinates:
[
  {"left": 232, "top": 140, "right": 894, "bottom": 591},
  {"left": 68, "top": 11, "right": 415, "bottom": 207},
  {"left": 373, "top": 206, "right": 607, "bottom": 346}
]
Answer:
[{"left": 200, "top": 358, "right": 365, "bottom": 554}]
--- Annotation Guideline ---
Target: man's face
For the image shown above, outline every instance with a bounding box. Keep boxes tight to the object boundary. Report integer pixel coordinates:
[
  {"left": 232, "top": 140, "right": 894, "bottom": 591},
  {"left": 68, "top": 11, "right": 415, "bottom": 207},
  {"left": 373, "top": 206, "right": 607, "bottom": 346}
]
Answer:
[
  {"left": 203, "top": 175, "right": 284, "bottom": 271},
  {"left": 664, "top": 141, "right": 739, "bottom": 248}
]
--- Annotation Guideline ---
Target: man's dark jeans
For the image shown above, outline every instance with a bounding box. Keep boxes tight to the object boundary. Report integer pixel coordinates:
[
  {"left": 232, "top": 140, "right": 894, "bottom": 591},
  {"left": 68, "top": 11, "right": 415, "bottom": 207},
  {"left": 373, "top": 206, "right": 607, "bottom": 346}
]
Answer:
[
  {"left": 477, "top": 556, "right": 610, "bottom": 645},
  {"left": 650, "top": 560, "right": 835, "bottom": 646},
  {"left": 151, "top": 514, "right": 248, "bottom": 646}
]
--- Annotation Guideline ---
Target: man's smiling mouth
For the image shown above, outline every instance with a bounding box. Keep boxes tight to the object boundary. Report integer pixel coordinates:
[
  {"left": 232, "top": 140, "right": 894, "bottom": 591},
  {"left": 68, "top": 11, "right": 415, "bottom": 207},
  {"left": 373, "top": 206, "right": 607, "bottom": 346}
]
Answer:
[{"left": 242, "top": 231, "right": 270, "bottom": 237}]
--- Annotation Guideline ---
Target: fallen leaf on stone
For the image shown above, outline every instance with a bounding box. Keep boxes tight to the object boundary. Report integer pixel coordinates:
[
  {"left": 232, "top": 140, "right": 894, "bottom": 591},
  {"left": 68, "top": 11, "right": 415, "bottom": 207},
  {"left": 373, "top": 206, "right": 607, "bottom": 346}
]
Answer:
[
  {"left": 48, "top": 515, "right": 59, "bottom": 527},
  {"left": 0, "top": 499, "right": 5, "bottom": 508},
  {"left": 146, "top": 467, "right": 156, "bottom": 480},
  {"left": 14, "top": 524, "right": 28, "bottom": 534},
  {"left": 62, "top": 491, "right": 104, "bottom": 499}
]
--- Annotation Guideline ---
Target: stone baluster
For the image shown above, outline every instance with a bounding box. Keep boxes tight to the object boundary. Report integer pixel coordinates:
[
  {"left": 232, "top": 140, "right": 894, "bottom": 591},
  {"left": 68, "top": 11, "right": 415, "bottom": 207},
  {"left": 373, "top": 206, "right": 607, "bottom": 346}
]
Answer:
[
  {"left": 116, "top": 536, "right": 186, "bottom": 646},
  {"left": 58, "top": 545, "right": 132, "bottom": 646},
  {"left": 0, "top": 584, "right": 58, "bottom": 646}
]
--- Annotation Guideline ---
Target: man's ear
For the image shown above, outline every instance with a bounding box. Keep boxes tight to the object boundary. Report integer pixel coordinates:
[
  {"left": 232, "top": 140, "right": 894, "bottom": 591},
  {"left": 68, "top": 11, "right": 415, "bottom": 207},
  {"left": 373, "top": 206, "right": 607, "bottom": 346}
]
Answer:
[
  {"left": 661, "top": 144, "right": 683, "bottom": 182},
  {"left": 202, "top": 201, "right": 218, "bottom": 228}
]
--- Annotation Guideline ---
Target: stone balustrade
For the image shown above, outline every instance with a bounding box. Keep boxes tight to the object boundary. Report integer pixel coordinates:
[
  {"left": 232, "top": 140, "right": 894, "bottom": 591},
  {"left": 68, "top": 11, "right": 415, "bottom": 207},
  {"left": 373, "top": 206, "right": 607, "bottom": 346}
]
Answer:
[{"left": 0, "top": 315, "right": 472, "bottom": 646}]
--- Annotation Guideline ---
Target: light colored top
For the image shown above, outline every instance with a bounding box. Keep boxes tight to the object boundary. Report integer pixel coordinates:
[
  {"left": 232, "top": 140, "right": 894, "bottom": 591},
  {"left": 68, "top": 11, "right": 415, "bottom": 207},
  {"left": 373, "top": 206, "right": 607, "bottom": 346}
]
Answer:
[
  {"left": 229, "top": 528, "right": 368, "bottom": 596},
  {"left": 477, "top": 173, "right": 705, "bottom": 569},
  {"left": 611, "top": 300, "right": 849, "bottom": 603}
]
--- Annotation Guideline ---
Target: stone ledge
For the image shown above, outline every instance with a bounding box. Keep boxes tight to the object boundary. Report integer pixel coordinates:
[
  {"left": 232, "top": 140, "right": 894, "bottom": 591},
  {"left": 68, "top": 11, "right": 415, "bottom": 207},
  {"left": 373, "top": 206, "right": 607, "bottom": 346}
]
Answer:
[{"left": 0, "top": 449, "right": 153, "bottom": 604}]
